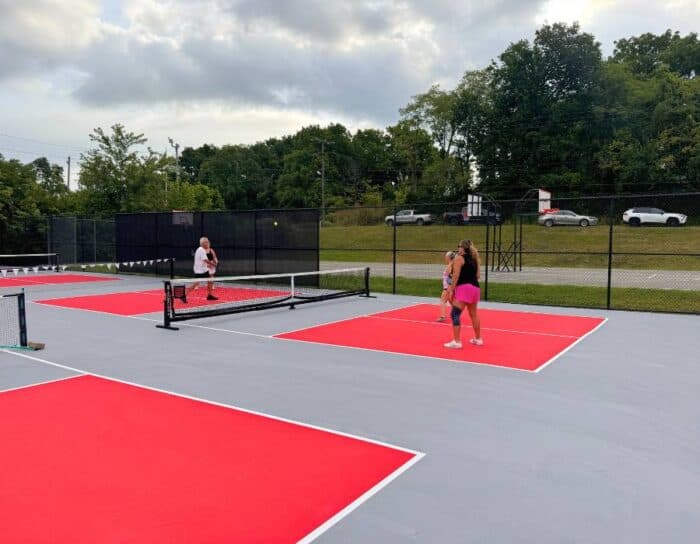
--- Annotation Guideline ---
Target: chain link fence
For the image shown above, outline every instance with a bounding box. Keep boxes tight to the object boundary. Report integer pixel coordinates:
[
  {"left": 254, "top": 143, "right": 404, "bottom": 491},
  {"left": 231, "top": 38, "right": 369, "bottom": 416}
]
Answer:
[
  {"left": 0, "top": 216, "right": 48, "bottom": 255},
  {"left": 322, "top": 192, "right": 700, "bottom": 314},
  {"left": 47, "top": 216, "right": 116, "bottom": 265},
  {"left": 2, "top": 193, "right": 697, "bottom": 314}
]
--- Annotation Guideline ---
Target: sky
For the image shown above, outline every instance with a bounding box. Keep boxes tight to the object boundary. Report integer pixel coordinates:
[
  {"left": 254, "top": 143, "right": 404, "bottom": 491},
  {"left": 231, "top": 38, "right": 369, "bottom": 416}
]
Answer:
[{"left": 0, "top": 0, "right": 698, "bottom": 180}]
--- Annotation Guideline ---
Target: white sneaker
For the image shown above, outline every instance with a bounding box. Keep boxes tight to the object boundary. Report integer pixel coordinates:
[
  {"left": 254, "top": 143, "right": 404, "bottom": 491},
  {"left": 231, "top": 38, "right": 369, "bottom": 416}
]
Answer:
[
  {"left": 469, "top": 338, "right": 484, "bottom": 346},
  {"left": 444, "top": 340, "right": 462, "bottom": 349}
]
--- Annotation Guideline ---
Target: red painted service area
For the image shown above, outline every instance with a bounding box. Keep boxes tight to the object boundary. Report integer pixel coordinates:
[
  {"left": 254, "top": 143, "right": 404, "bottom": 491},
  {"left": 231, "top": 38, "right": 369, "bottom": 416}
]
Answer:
[
  {"left": 36, "top": 286, "right": 288, "bottom": 316},
  {"left": 0, "top": 375, "right": 417, "bottom": 543},
  {"left": 0, "top": 273, "right": 117, "bottom": 288},
  {"left": 276, "top": 304, "right": 605, "bottom": 372}
]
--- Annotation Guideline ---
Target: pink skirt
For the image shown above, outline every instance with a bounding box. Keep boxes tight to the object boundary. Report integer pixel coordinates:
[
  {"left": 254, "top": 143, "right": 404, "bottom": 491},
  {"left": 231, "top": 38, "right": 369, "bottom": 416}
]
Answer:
[{"left": 454, "top": 284, "right": 480, "bottom": 304}]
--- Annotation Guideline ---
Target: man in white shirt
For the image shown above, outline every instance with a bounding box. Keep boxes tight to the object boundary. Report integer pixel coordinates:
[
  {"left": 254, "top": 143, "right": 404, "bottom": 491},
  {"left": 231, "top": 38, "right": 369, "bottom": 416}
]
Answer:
[{"left": 186, "top": 237, "right": 218, "bottom": 301}]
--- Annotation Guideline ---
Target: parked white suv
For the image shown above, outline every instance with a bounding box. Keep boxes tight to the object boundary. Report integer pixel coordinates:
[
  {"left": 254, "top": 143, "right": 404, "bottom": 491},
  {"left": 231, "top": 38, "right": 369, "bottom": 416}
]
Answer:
[{"left": 622, "top": 207, "right": 687, "bottom": 227}]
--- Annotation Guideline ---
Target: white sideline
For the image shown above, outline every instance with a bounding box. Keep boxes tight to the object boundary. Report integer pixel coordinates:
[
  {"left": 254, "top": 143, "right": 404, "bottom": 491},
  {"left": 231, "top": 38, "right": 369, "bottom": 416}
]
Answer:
[
  {"left": 0, "top": 373, "right": 84, "bottom": 394},
  {"left": 0, "top": 348, "right": 425, "bottom": 544}
]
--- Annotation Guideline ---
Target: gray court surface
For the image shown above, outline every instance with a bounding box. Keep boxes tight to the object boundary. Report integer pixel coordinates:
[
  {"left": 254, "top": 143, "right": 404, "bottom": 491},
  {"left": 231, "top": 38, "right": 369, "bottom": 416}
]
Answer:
[{"left": 2, "top": 273, "right": 700, "bottom": 543}]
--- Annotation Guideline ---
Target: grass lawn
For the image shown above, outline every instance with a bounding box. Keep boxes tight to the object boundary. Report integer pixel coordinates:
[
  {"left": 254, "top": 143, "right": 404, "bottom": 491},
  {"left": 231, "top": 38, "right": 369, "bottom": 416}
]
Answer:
[
  {"left": 369, "top": 276, "right": 700, "bottom": 314},
  {"left": 321, "top": 224, "right": 700, "bottom": 270}
]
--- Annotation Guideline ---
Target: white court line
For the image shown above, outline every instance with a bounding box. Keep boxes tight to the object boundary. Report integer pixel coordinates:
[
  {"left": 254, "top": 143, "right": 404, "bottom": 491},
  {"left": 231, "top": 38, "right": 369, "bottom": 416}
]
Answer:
[
  {"left": 373, "top": 301, "right": 608, "bottom": 321},
  {"left": 31, "top": 301, "right": 275, "bottom": 339},
  {"left": 1, "top": 348, "right": 423, "bottom": 455},
  {"left": 32, "top": 301, "right": 150, "bottom": 320},
  {"left": 0, "top": 350, "right": 425, "bottom": 532},
  {"left": 533, "top": 317, "right": 609, "bottom": 373},
  {"left": 0, "top": 373, "right": 84, "bottom": 394},
  {"left": 31, "top": 299, "right": 605, "bottom": 373},
  {"left": 2, "top": 349, "right": 424, "bottom": 543},
  {"left": 647, "top": 273, "right": 658, "bottom": 279},
  {"left": 368, "top": 315, "right": 580, "bottom": 339},
  {"left": 274, "top": 335, "right": 536, "bottom": 374},
  {"left": 130, "top": 315, "right": 274, "bottom": 339},
  {"left": 298, "top": 451, "right": 425, "bottom": 544}
]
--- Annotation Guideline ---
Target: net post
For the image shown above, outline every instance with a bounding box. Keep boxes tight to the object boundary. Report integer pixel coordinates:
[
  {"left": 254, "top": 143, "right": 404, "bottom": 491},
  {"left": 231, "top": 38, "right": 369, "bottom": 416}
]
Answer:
[
  {"left": 17, "top": 290, "right": 28, "bottom": 347},
  {"left": 363, "top": 267, "right": 371, "bottom": 297},
  {"left": 169, "top": 257, "right": 175, "bottom": 279},
  {"left": 156, "top": 281, "right": 179, "bottom": 330},
  {"left": 289, "top": 274, "right": 296, "bottom": 309}
]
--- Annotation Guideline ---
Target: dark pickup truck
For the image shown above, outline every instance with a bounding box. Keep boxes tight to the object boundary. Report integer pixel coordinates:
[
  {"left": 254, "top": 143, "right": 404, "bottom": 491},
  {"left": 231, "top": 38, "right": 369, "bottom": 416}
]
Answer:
[{"left": 443, "top": 207, "right": 503, "bottom": 225}]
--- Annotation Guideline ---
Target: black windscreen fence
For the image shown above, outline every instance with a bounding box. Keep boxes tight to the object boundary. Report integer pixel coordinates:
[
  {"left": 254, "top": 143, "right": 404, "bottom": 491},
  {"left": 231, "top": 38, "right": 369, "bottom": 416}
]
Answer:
[
  {"left": 48, "top": 217, "right": 116, "bottom": 265},
  {"left": 116, "top": 209, "right": 319, "bottom": 277}
]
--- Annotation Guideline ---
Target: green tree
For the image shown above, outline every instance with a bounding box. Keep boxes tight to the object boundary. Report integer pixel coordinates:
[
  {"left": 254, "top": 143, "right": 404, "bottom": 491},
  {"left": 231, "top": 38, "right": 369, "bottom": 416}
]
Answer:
[
  {"left": 77, "top": 124, "right": 224, "bottom": 215},
  {"left": 612, "top": 30, "right": 700, "bottom": 78},
  {"left": 179, "top": 144, "right": 218, "bottom": 182},
  {"left": 0, "top": 154, "right": 50, "bottom": 251},
  {"left": 31, "top": 157, "right": 68, "bottom": 198},
  {"left": 477, "top": 23, "right": 603, "bottom": 197},
  {"left": 385, "top": 120, "right": 435, "bottom": 197},
  {"left": 77, "top": 124, "right": 148, "bottom": 216}
]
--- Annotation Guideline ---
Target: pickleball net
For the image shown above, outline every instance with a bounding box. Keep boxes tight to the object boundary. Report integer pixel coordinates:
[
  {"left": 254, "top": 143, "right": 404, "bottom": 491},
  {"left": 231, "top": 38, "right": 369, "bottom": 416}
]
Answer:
[
  {"left": 158, "top": 267, "right": 370, "bottom": 329},
  {"left": 0, "top": 292, "right": 28, "bottom": 349}
]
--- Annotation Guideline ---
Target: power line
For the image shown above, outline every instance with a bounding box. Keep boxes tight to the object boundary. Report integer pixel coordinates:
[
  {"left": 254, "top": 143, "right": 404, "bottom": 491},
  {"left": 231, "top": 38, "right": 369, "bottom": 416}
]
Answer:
[
  {"left": 0, "top": 131, "right": 86, "bottom": 152},
  {"left": 0, "top": 146, "right": 67, "bottom": 158}
]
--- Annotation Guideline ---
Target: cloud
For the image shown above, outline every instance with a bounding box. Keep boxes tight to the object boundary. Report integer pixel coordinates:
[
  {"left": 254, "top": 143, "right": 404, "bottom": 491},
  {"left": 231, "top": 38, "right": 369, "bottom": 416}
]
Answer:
[
  {"left": 0, "top": 0, "right": 556, "bottom": 124},
  {"left": 1, "top": 0, "right": 700, "bottom": 162},
  {"left": 0, "top": 0, "right": 100, "bottom": 79},
  {"left": 230, "top": 0, "right": 396, "bottom": 44},
  {"left": 67, "top": 0, "right": 556, "bottom": 123}
]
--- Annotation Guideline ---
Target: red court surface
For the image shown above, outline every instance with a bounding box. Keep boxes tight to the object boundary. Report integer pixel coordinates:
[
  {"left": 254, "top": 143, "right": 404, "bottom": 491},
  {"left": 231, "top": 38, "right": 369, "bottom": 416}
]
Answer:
[
  {"left": 276, "top": 304, "right": 606, "bottom": 372},
  {"left": 0, "top": 273, "right": 117, "bottom": 288},
  {"left": 36, "top": 286, "right": 288, "bottom": 316},
  {"left": 0, "top": 375, "right": 418, "bottom": 544}
]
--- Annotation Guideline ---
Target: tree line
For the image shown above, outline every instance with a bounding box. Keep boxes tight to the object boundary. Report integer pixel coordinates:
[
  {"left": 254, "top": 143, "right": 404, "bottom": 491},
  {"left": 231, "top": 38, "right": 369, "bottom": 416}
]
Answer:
[{"left": 2, "top": 24, "right": 699, "bottom": 240}]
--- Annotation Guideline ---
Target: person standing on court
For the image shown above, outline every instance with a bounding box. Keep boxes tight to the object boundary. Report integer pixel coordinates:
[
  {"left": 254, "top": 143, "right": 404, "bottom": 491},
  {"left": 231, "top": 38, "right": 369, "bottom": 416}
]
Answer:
[
  {"left": 444, "top": 239, "right": 482, "bottom": 348},
  {"left": 186, "top": 237, "right": 218, "bottom": 301}
]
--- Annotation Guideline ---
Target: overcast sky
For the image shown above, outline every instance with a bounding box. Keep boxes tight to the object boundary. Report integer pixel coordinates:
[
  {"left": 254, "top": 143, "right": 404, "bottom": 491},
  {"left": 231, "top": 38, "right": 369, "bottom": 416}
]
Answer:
[{"left": 1, "top": 0, "right": 698, "bottom": 174}]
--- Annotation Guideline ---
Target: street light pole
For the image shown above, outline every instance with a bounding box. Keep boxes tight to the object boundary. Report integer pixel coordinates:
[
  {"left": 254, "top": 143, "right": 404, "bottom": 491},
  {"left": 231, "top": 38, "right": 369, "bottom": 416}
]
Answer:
[{"left": 168, "top": 137, "right": 180, "bottom": 191}]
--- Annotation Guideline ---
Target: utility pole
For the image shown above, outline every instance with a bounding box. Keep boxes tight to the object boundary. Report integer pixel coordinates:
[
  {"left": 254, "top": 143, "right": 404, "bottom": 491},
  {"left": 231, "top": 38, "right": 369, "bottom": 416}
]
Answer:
[
  {"left": 168, "top": 138, "right": 180, "bottom": 191},
  {"left": 66, "top": 156, "right": 71, "bottom": 190},
  {"left": 315, "top": 138, "right": 333, "bottom": 225}
]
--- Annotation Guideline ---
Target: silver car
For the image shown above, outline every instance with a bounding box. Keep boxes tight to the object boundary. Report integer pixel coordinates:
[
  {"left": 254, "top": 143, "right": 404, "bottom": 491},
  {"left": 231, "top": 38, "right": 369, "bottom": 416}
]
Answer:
[{"left": 538, "top": 210, "right": 599, "bottom": 227}]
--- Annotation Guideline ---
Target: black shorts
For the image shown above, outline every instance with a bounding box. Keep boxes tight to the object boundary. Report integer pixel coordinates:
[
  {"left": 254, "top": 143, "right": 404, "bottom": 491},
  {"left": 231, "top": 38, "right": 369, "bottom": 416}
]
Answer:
[{"left": 194, "top": 272, "right": 211, "bottom": 279}]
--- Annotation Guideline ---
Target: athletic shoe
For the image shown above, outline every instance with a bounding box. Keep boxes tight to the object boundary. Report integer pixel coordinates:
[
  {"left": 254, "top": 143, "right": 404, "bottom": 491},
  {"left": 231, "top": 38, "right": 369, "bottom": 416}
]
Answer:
[
  {"left": 207, "top": 294, "right": 219, "bottom": 301},
  {"left": 436, "top": 316, "right": 445, "bottom": 322},
  {"left": 469, "top": 338, "right": 484, "bottom": 346},
  {"left": 443, "top": 340, "right": 462, "bottom": 349}
]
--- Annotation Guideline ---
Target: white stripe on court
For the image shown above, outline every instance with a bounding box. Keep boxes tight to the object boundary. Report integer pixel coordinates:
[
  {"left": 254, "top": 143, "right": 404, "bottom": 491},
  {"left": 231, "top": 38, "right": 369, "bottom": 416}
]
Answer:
[
  {"left": 368, "top": 315, "right": 581, "bottom": 339},
  {"left": 0, "top": 373, "right": 84, "bottom": 394},
  {"left": 0, "top": 349, "right": 423, "bottom": 456},
  {"left": 1, "top": 350, "right": 425, "bottom": 543},
  {"left": 533, "top": 317, "right": 609, "bottom": 373}
]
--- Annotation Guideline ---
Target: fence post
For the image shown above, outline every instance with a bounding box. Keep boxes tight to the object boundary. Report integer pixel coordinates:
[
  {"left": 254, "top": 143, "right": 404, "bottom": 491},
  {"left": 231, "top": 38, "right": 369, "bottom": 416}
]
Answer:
[
  {"left": 606, "top": 197, "right": 615, "bottom": 310},
  {"left": 254, "top": 210, "right": 259, "bottom": 275},
  {"left": 392, "top": 205, "right": 397, "bottom": 295},
  {"left": 46, "top": 217, "right": 51, "bottom": 256},
  {"left": 519, "top": 215, "right": 523, "bottom": 272},
  {"left": 73, "top": 217, "right": 78, "bottom": 264},
  {"left": 484, "top": 222, "right": 490, "bottom": 301}
]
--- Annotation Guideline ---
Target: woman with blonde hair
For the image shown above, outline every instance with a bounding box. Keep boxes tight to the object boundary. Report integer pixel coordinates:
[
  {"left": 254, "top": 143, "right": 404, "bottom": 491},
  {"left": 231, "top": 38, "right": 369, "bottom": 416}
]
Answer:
[{"left": 444, "top": 239, "right": 482, "bottom": 348}]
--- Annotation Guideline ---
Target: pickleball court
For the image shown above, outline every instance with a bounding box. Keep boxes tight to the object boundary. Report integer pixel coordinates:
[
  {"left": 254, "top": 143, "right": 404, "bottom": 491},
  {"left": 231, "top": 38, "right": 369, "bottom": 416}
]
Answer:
[{"left": 1, "top": 270, "right": 699, "bottom": 543}]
